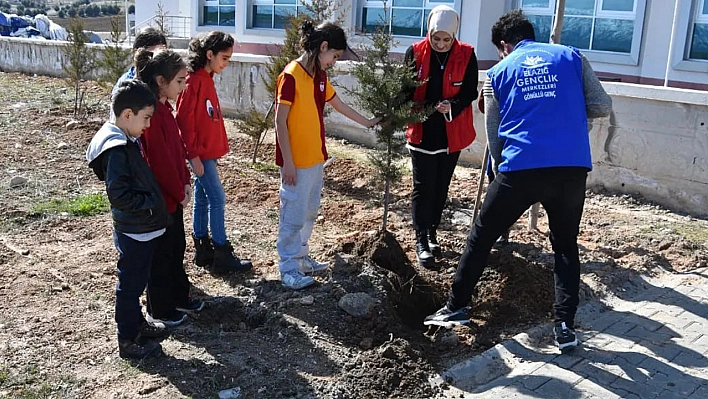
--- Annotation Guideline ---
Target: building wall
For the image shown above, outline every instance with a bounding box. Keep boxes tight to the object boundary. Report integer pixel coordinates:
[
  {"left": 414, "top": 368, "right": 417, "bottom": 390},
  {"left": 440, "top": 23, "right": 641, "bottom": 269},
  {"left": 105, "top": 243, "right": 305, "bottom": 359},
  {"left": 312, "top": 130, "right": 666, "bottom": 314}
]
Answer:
[
  {"left": 135, "top": 0, "right": 708, "bottom": 89},
  {"left": 1, "top": 36, "right": 705, "bottom": 215}
]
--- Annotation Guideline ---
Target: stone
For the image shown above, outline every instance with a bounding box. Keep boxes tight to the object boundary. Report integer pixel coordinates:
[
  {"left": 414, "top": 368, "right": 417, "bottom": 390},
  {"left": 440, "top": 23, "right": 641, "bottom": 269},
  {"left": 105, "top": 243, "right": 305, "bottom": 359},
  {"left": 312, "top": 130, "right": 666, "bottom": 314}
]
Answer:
[
  {"left": 338, "top": 292, "right": 377, "bottom": 318},
  {"left": 9, "top": 176, "right": 28, "bottom": 188},
  {"left": 359, "top": 337, "right": 373, "bottom": 350},
  {"left": 57, "top": 142, "right": 69, "bottom": 149},
  {"left": 440, "top": 331, "right": 459, "bottom": 348},
  {"left": 65, "top": 120, "right": 80, "bottom": 129},
  {"left": 218, "top": 387, "right": 242, "bottom": 399},
  {"left": 298, "top": 295, "right": 315, "bottom": 306}
]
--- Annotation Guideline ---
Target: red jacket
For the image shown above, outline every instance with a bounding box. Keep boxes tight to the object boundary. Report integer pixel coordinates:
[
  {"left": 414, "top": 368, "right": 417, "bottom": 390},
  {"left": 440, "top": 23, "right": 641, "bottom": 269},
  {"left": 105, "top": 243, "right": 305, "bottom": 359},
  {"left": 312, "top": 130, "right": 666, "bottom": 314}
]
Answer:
[
  {"left": 406, "top": 39, "right": 476, "bottom": 152},
  {"left": 176, "top": 68, "right": 230, "bottom": 160},
  {"left": 140, "top": 100, "right": 191, "bottom": 213}
]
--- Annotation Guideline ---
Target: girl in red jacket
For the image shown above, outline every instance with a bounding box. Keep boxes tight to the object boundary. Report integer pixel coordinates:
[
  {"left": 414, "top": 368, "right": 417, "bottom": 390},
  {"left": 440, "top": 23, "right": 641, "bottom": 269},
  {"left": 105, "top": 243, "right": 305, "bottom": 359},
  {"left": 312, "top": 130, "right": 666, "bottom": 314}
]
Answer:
[
  {"left": 135, "top": 48, "right": 203, "bottom": 326},
  {"left": 176, "top": 31, "right": 252, "bottom": 274}
]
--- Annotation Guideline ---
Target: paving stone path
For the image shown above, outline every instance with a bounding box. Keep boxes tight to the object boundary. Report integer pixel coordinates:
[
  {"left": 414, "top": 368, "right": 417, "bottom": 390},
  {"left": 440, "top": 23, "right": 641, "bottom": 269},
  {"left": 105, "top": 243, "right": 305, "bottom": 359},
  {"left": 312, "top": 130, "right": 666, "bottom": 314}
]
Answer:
[{"left": 433, "top": 268, "right": 708, "bottom": 399}]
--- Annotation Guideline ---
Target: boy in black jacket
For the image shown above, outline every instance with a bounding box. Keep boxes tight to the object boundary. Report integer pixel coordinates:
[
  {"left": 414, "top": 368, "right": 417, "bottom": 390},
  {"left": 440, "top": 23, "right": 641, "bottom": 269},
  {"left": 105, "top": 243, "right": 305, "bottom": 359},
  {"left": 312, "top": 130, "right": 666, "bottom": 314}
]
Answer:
[{"left": 86, "top": 80, "right": 172, "bottom": 359}]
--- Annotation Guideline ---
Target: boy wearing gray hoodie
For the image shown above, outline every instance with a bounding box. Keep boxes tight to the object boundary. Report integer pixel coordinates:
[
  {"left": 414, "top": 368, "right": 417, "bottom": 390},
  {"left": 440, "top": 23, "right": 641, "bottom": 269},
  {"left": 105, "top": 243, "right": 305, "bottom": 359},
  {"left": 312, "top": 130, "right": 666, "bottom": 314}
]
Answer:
[{"left": 86, "top": 80, "right": 172, "bottom": 360}]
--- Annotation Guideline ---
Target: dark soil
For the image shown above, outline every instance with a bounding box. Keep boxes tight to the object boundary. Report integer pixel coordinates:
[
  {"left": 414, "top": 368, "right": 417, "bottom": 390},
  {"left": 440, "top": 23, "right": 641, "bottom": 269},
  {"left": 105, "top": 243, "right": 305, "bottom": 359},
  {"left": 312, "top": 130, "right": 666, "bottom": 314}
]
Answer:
[{"left": 1, "top": 71, "right": 707, "bottom": 398}]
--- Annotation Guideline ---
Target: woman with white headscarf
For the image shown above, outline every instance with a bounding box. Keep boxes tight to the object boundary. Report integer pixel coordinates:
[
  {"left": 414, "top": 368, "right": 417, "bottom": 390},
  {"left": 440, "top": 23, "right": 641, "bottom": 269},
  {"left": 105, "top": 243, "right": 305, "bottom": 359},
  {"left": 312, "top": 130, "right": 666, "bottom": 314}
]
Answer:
[{"left": 405, "top": 5, "right": 479, "bottom": 268}]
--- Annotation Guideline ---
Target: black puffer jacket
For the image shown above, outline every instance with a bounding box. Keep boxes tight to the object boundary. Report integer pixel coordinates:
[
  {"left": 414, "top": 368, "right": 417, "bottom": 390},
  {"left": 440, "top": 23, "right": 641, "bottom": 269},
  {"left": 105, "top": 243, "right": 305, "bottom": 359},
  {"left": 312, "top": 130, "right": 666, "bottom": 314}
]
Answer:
[{"left": 86, "top": 122, "right": 171, "bottom": 234}]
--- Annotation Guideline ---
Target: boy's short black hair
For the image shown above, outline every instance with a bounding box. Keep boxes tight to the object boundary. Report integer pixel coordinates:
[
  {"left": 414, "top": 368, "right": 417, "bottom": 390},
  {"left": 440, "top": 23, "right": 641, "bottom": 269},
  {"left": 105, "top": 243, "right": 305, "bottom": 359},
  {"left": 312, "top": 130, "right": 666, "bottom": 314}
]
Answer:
[
  {"left": 491, "top": 9, "right": 536, "bottom": 50},
  {"left": 112, "top": 80, "right": 156, "bottom": 118},
  {"left": 133, "top": 27, "right": 168, "bottom": 51}
]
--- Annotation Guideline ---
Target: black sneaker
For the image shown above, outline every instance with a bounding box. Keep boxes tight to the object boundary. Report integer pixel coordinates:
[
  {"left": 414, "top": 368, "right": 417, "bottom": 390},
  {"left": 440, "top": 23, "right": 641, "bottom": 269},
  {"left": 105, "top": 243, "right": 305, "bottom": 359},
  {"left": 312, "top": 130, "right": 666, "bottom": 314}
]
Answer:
[
  {"left": 146, "top": 311, "right": 187, "bottom": 327},
  {"left": 554, "top": 321, "right": 579, "bottom": 353},
  {"left": 139, "top": 320, "right": 171, "bottom": 340},
  {"left": 428, "top": 228, "right": 442, "bottom": 258},
  {"left": 423, "top": 305, "right": 470, "bottom": 328},
  {"left": 176, "top": 299, "right": 204, "bottom": 314},
  {"left": 118, "top": 337, "right": 162, "bottom": 360}
]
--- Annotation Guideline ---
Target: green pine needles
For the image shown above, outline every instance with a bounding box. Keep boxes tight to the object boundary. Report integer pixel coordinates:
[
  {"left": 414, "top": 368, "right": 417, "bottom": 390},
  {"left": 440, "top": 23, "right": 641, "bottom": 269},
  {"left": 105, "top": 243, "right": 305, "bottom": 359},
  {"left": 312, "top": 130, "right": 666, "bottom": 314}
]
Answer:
[{"left": 348, "top": 18, "right": 428, "bottom": 231}]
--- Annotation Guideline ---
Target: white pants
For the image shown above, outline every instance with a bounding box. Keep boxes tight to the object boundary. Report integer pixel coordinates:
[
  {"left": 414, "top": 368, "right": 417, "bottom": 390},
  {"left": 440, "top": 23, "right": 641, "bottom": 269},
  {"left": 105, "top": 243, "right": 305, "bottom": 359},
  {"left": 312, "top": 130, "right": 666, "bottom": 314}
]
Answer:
[{"left": 276, "top": 163, "right": 324, "bottom": 273}]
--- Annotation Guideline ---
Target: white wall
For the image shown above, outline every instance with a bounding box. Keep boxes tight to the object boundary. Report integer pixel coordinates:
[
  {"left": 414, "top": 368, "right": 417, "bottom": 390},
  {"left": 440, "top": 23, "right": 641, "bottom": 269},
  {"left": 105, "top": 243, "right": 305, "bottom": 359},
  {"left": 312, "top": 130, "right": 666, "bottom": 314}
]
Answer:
[{"left": 1, "top": 36, "right": 706, "bottom": 216}]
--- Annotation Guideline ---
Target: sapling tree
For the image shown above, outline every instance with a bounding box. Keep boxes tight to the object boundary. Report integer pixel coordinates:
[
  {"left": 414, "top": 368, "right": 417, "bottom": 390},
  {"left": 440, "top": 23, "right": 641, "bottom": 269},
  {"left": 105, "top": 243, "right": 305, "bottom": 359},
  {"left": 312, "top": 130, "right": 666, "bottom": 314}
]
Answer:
[
  {"left": 347, "top": 13, "right": 428, "bottom": 231},
  {"left": 62, "top": 18, "right": 95, "bottom": 118},
  {"left": 96, "top": 16, "right": 131, "bottom": 90}
]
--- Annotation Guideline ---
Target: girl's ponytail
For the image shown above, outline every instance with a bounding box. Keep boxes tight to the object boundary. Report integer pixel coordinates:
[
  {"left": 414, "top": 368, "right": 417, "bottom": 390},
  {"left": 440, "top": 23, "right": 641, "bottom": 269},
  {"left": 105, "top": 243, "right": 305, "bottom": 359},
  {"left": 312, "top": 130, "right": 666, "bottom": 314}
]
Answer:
[
  {"left": 187, "top": 31, "right": 235, "bottom": 72},
  {"left": 299, "top": 21, "right": 347, "bottom": 73},
  {"left": 135, "top": 49, "right": 186, "bottom": 98}
]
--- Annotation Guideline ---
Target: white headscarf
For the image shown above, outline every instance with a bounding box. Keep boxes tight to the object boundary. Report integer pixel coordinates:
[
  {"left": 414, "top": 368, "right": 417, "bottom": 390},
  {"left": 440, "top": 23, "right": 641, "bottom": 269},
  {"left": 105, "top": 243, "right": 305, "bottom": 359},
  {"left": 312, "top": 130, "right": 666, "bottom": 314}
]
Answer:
[{"left": 427, "top": 5, "right": 459, "bottom": 38}]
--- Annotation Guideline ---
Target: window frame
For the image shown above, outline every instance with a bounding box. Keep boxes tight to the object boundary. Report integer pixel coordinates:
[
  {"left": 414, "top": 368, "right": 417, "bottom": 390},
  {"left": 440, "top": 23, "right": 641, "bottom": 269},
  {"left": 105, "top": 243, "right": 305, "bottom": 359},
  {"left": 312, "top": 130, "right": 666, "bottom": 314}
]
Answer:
[
  {"left": 357, "top": 0, "right": 461, "bottom": 39},
  {"left": 248, "top": 0, "right": 310, "bottom": 30},
  {"left": 516, "top": 0, "right": 646, "bottom": 66},
  {"left": 201, "top": 0, "right": 237, "bottom": 27},
  {"left": 685, "top": 0, "right": 708, "bottom": 61}
]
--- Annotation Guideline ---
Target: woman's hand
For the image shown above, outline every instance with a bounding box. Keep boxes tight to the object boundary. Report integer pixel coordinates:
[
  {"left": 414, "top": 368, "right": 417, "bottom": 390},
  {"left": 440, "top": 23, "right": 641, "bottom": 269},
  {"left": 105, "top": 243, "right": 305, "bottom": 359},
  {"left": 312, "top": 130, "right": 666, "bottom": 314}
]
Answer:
[{"left": 435, "top": 100, "right": 452, "bottom": 114}]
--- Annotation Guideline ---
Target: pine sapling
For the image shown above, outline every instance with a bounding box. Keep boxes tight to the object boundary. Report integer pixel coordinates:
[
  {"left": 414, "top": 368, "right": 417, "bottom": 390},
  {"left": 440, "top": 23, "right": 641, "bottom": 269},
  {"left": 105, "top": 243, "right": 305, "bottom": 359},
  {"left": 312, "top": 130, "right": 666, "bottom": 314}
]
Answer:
[{"left": 348, "top": 14, "right": 429, "bottom": 231}]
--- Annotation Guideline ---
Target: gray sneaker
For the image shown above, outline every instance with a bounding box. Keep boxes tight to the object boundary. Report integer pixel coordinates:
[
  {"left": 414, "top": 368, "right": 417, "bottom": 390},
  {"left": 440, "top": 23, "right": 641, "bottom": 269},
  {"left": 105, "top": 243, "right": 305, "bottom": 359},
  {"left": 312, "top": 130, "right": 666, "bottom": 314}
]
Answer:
[
  {"left": 299, "top": 256, "right": 329, "bottom": 275},
  {"left": 281, "top": 269, "right": 315, "bottom": 290}
]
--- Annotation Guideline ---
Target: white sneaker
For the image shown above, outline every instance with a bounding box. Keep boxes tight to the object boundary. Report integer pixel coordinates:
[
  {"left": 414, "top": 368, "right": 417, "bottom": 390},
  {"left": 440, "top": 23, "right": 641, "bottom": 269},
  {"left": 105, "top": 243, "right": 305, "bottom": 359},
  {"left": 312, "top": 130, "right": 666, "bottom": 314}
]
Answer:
[
  {"left": 281, "top": 269, "right": 315, "bottom": 290},
  {"left": 299, "top": 256, "right": 329, "bottom": 275}
]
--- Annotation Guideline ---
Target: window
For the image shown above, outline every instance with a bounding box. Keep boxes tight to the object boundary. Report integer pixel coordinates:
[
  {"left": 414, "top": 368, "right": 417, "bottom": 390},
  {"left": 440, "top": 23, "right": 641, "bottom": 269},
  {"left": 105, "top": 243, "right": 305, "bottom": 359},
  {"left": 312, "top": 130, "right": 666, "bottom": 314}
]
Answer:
[
  {"left": 687, "top": 0, "right": 708, "bottom": 60},
  {"left": 360, "top": 0, "right": 457, "bottom": 38},
  {"left": 250, "top": 0, "right": 309, "bottom": 29},
  {"left": 202, "top": 0, "right": 236, "bottom": 27},
  {"left": 518, "top": 0, "right": 644, "bottom": 58}
]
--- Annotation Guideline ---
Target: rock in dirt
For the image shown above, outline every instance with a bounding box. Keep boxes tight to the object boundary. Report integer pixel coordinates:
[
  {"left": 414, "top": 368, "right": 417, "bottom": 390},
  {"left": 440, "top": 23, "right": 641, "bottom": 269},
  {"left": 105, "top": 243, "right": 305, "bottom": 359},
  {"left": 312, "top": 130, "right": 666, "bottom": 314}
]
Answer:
[
  {"left": 658, "top": 240, "right": 673, "bottom": 251},
  {"left": 218, "top": 387, "right": 242, "bottom": 399},
  {"left": 359, "top": 337, "right": 373, "bottom": 350},
  {"left": 440, "top": 331, "right": 459, "bottom": 348},
  {"left": 338, "top": 292, "right": 377, "bottom": 318},
  {"left": 65, "top": 120, "right": 80, "bottom": 129},
  {"left": 9, "top": 176, "right": 28, "bottom": 188}
]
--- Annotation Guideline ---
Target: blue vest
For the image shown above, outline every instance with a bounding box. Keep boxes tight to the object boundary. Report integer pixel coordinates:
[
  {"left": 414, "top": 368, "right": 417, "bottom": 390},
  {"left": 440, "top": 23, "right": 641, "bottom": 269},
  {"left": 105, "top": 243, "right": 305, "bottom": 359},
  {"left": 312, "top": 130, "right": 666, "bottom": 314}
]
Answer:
[{"left": 488, "top": 40, "right": 591, "bottom": 172}]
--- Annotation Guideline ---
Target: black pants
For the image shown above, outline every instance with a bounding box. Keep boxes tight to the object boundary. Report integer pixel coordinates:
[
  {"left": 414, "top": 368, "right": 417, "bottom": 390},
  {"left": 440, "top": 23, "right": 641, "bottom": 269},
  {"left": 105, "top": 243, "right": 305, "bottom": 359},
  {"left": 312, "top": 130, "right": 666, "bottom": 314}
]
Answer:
[
  {"left": 113, "top": 231, "right": 155, "bottom": 340},
  {"left": 448, "top": 167, "right": 588, "bottom": 327},
  {"left": 410, "top": 150, "right": 461, "bottom": 231},
  {"left": 146, "top": 208, "right": 190, "bottom": 318}
]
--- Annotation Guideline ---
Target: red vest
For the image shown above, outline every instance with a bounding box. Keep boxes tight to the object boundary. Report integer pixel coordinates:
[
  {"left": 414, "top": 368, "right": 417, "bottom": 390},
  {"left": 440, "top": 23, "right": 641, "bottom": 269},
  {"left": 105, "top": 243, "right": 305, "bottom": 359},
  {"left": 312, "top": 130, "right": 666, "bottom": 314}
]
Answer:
[{"left": 406, "top": 39, "right": 476, "bottom": 152}]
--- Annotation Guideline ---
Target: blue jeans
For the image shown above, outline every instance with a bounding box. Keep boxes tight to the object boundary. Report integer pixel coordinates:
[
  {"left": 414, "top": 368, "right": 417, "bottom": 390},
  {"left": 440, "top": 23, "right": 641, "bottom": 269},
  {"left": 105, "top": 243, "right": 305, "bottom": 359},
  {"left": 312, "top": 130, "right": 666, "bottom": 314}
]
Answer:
[
  {"left": 113, "top": 230, "right": 156, "bottom": 340},
  {"left": 277, "top": 163, "right": 324, "bottom": 274},
  {"left": 192, "top": 159, "right": 227, "bottom": 246}
]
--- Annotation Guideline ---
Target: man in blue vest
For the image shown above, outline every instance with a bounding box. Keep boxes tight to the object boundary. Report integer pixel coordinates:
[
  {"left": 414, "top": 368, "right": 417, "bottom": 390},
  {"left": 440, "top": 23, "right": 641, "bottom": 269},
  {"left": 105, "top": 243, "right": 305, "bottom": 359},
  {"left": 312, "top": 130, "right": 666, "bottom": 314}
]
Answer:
[{"left": 424, "top": 9, "right": 612, "bottom": 353}]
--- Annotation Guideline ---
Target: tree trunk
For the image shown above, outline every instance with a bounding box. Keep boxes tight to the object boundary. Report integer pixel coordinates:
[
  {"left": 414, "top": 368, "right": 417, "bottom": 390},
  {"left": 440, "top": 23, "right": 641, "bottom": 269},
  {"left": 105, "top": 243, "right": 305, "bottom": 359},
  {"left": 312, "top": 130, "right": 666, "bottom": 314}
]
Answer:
[
  {"left": 382, "top": 144, "right": 392, "bottom": 232},
  {"left": 551, "top": 0, "right": 567, "bottom": 44},
  {"left": 252, "top": 101, "right": 275, "bottom": 164}
]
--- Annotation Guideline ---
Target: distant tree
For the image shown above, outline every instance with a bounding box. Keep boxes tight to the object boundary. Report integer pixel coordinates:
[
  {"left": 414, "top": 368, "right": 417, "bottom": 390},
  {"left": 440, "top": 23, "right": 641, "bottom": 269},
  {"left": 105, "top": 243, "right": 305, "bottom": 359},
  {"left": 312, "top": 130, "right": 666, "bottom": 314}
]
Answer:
[
  {"left": 128, "top": 5, "right": 135, "bottom": 14},
  {"left": 62, "top": 18, "right": 95, "bottom": 118},
  {"left": 100, "top": 4, "right": 107, "bottom": 14},
  {"left": 97, "top": 17, "right": 131, "bottom": 90},
  {"left": 16, "top": 5, "right": 25, "bottom": 15},
  {"left": 67, "top": 7, "right": 77, "bottom": 17},
  {"left": 58, "top": 9, "right": 65, "bottom": 18},
  {"left": 86, "top": 4, "right": 99, "bottom": 17},
  {"left": 154, "top": 0, "right": 171, "bottom": 36},
  {"left": 54, "top": 5, "right": 60, "bottom": 11}
]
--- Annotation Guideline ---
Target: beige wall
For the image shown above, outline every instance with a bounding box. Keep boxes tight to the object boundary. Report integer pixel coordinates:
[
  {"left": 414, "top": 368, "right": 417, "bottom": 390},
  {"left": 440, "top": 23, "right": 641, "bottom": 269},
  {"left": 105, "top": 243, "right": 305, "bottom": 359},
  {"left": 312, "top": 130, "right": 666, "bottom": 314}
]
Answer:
[{"left": 1, "top": 36, "right": 706, "bottom": 216}]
